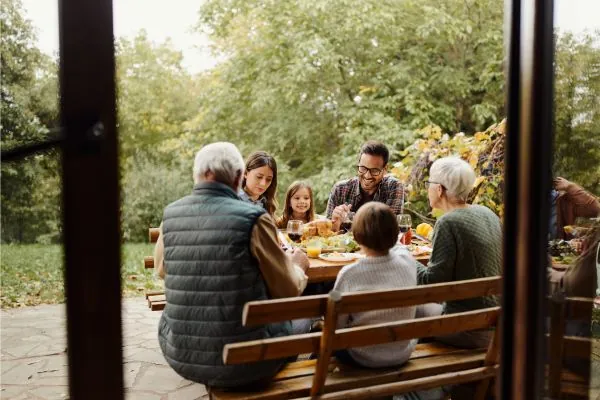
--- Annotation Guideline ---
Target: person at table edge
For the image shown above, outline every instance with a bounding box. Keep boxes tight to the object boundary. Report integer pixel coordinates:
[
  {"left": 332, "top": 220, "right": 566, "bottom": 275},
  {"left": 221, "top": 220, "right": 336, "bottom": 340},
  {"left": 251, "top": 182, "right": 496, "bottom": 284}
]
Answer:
[
  {"left": 153, "top": 142, "right": 310, "bottom": 388},
  {"left": 325, "top": 140, "right": 406, "bottom": 232}
]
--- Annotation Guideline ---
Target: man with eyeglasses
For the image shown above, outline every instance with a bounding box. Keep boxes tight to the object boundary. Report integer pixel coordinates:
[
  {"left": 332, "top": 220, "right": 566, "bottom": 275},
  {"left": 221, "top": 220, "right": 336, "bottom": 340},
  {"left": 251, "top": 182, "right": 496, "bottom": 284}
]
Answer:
[{"left": 325, "top": 140, "right": 406, "bottom": 232}]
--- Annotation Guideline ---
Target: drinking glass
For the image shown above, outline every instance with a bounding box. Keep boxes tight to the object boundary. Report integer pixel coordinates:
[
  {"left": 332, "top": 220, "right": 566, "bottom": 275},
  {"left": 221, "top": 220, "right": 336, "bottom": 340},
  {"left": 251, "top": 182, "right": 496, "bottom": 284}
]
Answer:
[
  {"left": 306, "top": 240, "right": 322, "bottom": 258},
  {"left": 397, "top": 214, "right": 412, "bottom": 245},
  {"left": 287, "top": 220, "right": 304, "bottom": 243},
  {"left": 340, "top": 212, "right": 355, "bottom": 233}
]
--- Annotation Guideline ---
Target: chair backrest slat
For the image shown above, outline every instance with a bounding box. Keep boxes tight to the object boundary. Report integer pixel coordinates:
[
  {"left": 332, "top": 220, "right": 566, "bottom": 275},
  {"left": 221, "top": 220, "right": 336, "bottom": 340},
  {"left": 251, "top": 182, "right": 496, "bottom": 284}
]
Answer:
[
  {"left": 243, "top": 276, "right": 502, "bottom": 326},
  {"left": 224, "top": 307, "right": 499, "bottom": 365},
  {"left": 563, "top": 297, "right": 594, "bottom": 320},
  {"left": 561, "top": 335, "right": 593, "bottom": 360},
  {"left": 338, "top": 277, "right": 502, "bottom": 314},
  {"left": 224, "top": 332, "right": 321, "bottom": 365},
  {"left": 333, "top": 307, "right": 499, "bottom": 351},
  {"left": 243, "top": 295, "right": 327, "bottom": 326}
]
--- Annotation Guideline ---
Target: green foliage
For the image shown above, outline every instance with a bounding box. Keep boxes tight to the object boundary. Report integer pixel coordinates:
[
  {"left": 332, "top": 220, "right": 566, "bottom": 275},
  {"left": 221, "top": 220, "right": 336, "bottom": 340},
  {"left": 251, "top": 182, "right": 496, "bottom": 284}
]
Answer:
[
  {"left": 121, "top": 155, "right": 191, "bottom": 241},
  {"left": 188, "top": 0, "right": 505, "bottom": 212},
  {"left": 0, "top": 244, "right": 64, "bottom": 307},
  {"left": 115, "top": 33, "right": 202, "bottom": 241},
  {"left": 2, "top": 0, "right": 598, "bottom": 244},
  {"left": 390, "top": 121, "right": 506, "bottom": 221},
  {"left": 120, "top": 243, "right": 164, "bottom": 295},
  {"left": 553, "top": 31, "right": 600, "bottom": 195},
  {"left": 1, "top": 21, "right": 200, "bottom": 243},
  {"left": 1, "top": 0, "right": 61, "bottom": 243},
  {"left": 0, "top": 244, "right": 162, "bottom": 308},
  {"left": 116, "top": 31, "right": 201, "bottom": 161}
]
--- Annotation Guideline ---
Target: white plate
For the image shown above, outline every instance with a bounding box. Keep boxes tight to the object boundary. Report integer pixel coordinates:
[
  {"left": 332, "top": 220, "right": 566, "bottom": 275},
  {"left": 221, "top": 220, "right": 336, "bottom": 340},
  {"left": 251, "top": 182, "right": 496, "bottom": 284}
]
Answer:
[
  {"left": 411, "top": 245, "right": 432, "bottom": 256},
  {"left": 318, "top": 253, "right": 358, "bottom": 262}
]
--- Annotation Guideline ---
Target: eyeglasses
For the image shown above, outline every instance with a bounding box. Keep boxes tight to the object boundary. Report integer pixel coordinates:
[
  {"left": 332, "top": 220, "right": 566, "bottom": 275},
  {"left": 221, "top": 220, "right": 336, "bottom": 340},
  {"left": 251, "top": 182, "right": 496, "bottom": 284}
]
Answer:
[
  {"left": 357, "top": 165, "right": 383, "bottom": 176},
  {"left": 425, "top": 181, "right": 446, "bottom": 189}
]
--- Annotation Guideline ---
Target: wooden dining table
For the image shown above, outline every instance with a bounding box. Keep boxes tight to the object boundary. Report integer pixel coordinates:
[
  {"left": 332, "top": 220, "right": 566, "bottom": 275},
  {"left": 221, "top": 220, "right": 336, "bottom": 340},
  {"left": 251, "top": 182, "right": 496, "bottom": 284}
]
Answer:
[
  {"left": 147, "top": 228, "right": 431, "bottom": 284},
  {"left": 143, "top": 252, "right": 429, "bottom": 283},
  {"left": 305, "top": 253, "right": 429, "bottom": 283}
]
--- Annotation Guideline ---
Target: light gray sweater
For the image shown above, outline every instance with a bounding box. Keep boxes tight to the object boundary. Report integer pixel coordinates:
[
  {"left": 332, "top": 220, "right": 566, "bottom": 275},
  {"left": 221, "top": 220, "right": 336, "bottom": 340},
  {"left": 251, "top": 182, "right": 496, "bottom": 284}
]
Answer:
[{"left": 332, "top": 246, "right": 417, "bottom": 368}]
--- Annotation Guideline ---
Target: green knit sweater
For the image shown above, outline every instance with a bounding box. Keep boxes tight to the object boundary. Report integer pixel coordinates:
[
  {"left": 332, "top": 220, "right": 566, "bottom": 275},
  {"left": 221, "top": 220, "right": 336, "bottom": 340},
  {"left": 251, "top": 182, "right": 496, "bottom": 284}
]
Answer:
[{"left": 416, "top": 205, "right": 502, "bottom": 314}]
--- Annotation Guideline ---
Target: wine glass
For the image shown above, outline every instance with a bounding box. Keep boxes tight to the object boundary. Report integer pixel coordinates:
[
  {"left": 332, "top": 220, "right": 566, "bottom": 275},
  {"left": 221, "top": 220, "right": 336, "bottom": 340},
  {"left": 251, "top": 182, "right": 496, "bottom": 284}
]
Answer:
[
  {"left": 287, "top": 220, "right": 304, "bottom": 243},
  {"left": 397, "top": 214, "right": 412, "bottom": 245},
  {"left": 340, "top": 212, "right": 355, "bottom": 233}
]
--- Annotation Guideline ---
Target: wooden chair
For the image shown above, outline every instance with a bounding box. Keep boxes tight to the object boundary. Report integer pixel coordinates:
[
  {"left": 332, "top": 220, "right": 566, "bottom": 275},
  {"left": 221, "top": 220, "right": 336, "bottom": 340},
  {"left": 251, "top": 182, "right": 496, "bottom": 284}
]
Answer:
[
  {"left": 546, "top": 294, "right": 595, "bottom": 399},
  {"left": 145, "top": 291, "right": 166, "bottom": 311},
  {"left": 209, "top": 276, "right": 502, "bottom": 400}
]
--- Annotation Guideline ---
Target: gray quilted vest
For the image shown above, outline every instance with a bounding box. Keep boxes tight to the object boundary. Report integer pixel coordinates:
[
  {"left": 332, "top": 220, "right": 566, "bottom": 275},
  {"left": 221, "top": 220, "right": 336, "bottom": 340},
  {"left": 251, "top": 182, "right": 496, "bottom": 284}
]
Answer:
[{"left": 157, "top": 181, "right": 292, "bottom": 387}]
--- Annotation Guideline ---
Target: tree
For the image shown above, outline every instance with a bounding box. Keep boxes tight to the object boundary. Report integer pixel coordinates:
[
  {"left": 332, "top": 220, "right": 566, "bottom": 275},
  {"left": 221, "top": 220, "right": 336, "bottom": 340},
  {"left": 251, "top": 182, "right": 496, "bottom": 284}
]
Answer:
[
  {"left": 190, "top": 0, "right": 505, "bottom": 211},
  {"left": 553, "top": 31, "right": 600, "bottom": 194},
  {"left": 115, "top": 31, "right": 201, "bottom": 161},
  {"left": 115, "top": 32, "right": 202, "bottom": 241},
  {"left": 1, "top": 0, "right": 60, "bottom": 243}
]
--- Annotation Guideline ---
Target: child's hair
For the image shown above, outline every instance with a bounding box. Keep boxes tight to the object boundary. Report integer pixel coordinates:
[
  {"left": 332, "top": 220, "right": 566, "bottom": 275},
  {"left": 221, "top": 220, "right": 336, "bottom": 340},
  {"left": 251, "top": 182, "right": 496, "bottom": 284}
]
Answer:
[
  {"left": 242, "top": 151, "right": 278, "bottom": 215},
  {"left": 352, "top": 202, "right": 399, "bottom": 253},
  {"left": 277, "top": 181, "right": 315, "bottom": 229}
]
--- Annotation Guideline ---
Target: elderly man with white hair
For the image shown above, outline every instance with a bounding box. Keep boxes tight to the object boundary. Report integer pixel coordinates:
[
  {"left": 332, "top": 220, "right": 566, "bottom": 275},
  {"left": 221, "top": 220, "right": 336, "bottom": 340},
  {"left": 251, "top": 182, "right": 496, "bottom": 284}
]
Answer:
[
  {"left": 416, "top": 156, "right": 502, "bottom": 349},
  {"left": 154, "top": 142, "right": 309, "bottom": 389}
]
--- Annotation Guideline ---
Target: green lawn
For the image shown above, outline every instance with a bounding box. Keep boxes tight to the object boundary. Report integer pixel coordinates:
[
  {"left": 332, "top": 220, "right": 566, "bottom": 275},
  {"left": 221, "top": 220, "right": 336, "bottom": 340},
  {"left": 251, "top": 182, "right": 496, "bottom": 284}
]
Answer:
[{"left": 1, "top": 243, "right": 162, "bottom": 308}]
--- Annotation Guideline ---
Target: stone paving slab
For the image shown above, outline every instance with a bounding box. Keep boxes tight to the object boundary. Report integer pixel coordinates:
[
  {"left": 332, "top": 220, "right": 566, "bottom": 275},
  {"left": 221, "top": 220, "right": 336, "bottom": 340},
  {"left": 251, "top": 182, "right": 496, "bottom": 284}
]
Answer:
[
  {"left": 1, "top": 299, "right": 208, "bottom": 399},
  {"left": 2, "top": 299, "right": 599, "bottom": 399}
]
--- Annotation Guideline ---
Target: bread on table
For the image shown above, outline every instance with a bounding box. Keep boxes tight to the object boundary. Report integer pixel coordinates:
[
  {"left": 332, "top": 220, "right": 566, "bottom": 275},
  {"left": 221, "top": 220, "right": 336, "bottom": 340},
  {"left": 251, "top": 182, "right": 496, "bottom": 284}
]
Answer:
[{"left": 302, "top": 219, "right": 335, "bottom": 239}]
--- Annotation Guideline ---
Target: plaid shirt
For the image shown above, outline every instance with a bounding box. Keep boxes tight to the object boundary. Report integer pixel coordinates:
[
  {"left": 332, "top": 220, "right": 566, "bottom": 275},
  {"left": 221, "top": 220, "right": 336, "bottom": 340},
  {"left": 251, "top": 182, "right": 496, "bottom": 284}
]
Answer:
[{"left": 325, "top": 175, "right": 406, "bottom": 218}]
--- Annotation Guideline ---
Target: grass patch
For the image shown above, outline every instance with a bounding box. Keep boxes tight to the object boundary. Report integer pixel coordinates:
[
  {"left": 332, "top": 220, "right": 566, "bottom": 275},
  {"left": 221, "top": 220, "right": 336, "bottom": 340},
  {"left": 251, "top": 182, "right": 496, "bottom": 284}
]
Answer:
[{"left": 1, "top": 243, "right": 162, "bottom": 308}]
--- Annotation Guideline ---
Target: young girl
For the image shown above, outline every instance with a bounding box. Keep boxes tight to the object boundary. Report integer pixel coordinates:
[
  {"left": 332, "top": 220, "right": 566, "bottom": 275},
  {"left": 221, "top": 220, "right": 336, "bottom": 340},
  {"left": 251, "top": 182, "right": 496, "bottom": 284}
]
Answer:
[
  {"left": 276, "top": 181, "right": 315, "bottom": 229},
  {"left": 240, "top": 151, "right": 278, "bottom": 216},
  {"left": 332, "top": 202, "right": 417, "bottom": 368}
]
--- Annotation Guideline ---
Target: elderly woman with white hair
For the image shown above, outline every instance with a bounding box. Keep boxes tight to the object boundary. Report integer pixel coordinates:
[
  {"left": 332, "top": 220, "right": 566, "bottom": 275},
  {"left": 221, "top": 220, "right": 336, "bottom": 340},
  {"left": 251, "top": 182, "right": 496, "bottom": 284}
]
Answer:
[{"left": 417, "top": 156, "right": 502, "bottom": 349}]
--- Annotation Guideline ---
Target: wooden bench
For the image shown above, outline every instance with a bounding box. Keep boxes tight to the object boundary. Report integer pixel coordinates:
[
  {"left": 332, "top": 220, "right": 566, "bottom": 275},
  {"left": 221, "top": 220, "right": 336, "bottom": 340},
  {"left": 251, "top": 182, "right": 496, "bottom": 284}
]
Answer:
[
  {"left": 145, "top": 223, "right": 595, "bottom": 396},
  {"left": 208, "top": 278, "right": 596, "bottom": 399},
  {"left": 209, "top": 277, "right": 503, "bottom": 399}
]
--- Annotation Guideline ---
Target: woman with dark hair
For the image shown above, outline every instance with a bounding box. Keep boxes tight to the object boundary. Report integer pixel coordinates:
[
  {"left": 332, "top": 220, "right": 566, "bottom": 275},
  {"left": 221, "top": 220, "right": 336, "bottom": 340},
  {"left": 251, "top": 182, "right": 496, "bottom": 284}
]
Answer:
[{"left": 240, "top": 151, "right": 278, "bottom": 216}]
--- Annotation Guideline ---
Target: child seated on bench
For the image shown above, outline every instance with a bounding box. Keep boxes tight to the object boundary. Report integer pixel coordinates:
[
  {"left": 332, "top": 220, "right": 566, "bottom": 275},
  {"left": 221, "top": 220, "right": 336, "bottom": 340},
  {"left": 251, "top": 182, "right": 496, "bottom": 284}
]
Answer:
[{"left": 332, "top": 202, "right": 418, "bottom": 368}]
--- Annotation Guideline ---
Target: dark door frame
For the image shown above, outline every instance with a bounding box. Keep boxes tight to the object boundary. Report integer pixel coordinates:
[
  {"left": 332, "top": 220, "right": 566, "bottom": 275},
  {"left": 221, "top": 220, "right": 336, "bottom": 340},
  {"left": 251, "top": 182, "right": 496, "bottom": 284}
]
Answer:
[
  {"left": 59, "top": 0, "right": 124, "bottom": 398},
  {"left": 500, "top": 0, "right": 555, "bottom": 399}
]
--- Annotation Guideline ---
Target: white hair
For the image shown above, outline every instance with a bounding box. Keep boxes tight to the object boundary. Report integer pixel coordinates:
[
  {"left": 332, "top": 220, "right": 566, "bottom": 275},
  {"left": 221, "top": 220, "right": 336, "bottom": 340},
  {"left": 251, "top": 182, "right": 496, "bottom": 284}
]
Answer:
[
  {"left": 192, "top": 142, "right": 245, "bottom": 188},
  {"left": 429, "top": 157, "right": 476, "bottom": 202}
]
